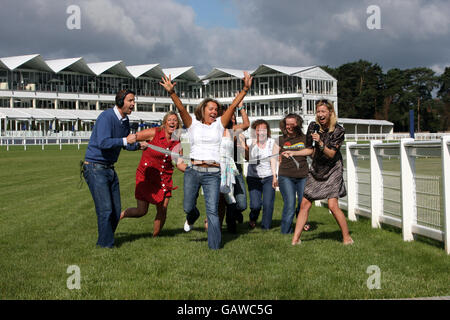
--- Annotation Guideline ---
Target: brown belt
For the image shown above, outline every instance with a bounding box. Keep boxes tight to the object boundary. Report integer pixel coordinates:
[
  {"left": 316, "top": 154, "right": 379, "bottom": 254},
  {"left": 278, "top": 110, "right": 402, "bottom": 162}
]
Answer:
[{"left": 190, "top": 159, "right": 220, "bottom": 167}]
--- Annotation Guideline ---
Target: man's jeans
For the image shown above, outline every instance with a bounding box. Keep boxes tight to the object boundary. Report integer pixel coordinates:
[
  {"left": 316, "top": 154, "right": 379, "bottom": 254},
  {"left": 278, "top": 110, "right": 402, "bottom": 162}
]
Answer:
[
  {"left": 83, "top": 163, "right": 121, "bottom": 248},
  {"left": 247, "top": 175, "right": 275, "bottom": 229},
  {"left": 278, "top": 175, "right": 306, "bottom": 234},
  {"left": 183, "top": 166, "right": 221, "bottom": 249}
]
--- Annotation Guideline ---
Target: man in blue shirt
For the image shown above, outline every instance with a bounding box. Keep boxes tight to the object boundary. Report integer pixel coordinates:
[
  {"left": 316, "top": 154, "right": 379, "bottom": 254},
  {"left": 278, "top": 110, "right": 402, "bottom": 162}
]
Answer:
[{"left": 83, "top": 89, "right": 144, "bottom": 248}]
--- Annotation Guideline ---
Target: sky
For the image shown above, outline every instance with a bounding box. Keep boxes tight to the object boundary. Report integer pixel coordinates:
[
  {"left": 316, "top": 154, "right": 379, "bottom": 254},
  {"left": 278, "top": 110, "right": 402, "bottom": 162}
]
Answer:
[{"left": 0, "top": 0, "right": 449, "bottom": 75}]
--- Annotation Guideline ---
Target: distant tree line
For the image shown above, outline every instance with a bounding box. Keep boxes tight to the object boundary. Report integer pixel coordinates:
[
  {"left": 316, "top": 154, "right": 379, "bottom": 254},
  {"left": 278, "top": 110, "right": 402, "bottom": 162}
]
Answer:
[{"left": 321, "top": 60, "right": 450, "bottom": 132}]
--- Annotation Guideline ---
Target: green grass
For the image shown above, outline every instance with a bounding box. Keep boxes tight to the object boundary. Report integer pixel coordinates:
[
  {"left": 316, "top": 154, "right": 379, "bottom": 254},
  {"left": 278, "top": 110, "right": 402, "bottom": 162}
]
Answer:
[{"left": 1, "top": 145, "right": 449, "bottom": 300}]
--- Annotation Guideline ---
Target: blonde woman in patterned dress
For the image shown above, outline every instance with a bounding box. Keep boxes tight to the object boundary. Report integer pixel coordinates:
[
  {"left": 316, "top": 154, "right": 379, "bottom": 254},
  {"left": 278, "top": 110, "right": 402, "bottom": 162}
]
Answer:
[{"left": 282, "top": 99, "right": 353, "bottom": 245}]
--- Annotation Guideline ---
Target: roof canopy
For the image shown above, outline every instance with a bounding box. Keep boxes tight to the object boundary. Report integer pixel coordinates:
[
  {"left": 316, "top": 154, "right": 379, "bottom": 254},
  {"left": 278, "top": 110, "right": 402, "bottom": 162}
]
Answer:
[
  {"left": 202, "top": 68, "right": 249, "bottom": 80},
  {"left": 0, "top": 54, "right": 53, "bottom": 72},
  {"left": 87, "top": 61, "right": 134, "bottom": 78},
  {"left": 163, "top": 67, "right": 200, "bottom": 82},
  {"left": 0, "top": 53, "right": 337, "bottom": 82},
  {"left": 45, "top": 57, "right": 95, "bottom": 75},
  {"left": 252, "top": 64, "right": 314, "bottom": 76},
  {"left": 127, "top": 64, "right": 165, "bottom": 79}
]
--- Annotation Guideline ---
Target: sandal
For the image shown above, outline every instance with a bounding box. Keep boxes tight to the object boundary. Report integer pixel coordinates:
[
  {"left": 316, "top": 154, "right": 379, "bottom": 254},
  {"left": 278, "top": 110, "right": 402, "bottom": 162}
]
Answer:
[
  {"left": 249, "top": 221, "right": 256, "bottom": 229},
  {"left": 303, "top": 223, "right": 311, "bottom": 232}
]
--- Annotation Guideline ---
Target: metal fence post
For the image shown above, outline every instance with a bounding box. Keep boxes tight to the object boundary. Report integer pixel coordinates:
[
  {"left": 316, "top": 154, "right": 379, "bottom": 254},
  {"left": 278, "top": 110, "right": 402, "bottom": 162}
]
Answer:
[
  {"left": 442, "top": 135, "right": 450, "bottom": 255},
  {"left": 400, "top": 138, "right": 415, "bottom": 241},
  {"left": 370, "top": 140, "right": 383, "bottom": 228},
  {"left": 346, "top": 142, "right": 357, "bottom": 221}
]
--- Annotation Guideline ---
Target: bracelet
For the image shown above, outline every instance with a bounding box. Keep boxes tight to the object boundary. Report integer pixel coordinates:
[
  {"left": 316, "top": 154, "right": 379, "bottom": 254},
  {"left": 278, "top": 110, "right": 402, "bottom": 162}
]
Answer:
[
  {"left": 319, "top": 143, "right": 325, "bottom": 151},
  {"left": 237, "top": 106, "right": 245, "bottom": 111},
  {"left": 168, "top": 89, "right": 175, "bottom": 95},
  {"left": 243, "top": 87, "right": 249, "bottom": 92}
]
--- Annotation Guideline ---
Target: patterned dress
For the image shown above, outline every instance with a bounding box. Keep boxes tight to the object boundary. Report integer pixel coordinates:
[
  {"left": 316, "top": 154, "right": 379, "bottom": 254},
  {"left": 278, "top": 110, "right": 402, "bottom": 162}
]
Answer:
[
  {"left": 135, "top": 127, "right": 180, "bottom": 204},
  {"left": 303, "top": 122, "right": 346, "bottom": 201}
]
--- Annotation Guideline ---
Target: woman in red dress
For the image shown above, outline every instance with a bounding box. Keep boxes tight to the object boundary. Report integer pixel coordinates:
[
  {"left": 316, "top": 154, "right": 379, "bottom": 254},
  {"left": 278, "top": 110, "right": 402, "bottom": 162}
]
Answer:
[{"left": 120, "top": 111, "right": 186, "bottom": 237}]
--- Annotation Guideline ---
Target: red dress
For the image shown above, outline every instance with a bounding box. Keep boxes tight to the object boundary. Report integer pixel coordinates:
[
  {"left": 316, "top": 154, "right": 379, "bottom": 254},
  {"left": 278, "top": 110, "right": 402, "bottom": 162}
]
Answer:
[{"left": 135, "top": 127, "right": 180, "bottom": 204}]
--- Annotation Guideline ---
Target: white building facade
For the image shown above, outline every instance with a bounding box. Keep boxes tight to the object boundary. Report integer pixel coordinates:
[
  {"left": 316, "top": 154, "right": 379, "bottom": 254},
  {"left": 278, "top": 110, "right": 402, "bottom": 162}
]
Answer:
[{"left": 0, "top": 54, "right": 393, "bottom": 136}]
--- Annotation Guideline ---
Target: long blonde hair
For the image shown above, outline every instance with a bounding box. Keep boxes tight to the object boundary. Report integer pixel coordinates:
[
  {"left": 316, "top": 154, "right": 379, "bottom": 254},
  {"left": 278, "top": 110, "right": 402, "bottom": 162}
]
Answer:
[{"left": 315, "top": 99, "right": 337, "bottom": 132}]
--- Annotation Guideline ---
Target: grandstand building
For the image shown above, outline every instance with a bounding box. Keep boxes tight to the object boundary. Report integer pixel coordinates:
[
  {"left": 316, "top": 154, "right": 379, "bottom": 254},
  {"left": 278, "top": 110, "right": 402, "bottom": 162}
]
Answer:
[{"left": 0, "top": 54, "right": 393, "bottom": 137}]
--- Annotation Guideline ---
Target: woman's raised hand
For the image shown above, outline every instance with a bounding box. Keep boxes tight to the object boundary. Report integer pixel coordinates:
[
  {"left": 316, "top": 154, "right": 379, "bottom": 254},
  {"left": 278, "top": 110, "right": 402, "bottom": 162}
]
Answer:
[
  {"left": 243, "top": 71, "right": 253, "bottom": 91},
  {"left": 160, "top": 75, "right": 176, "bottom": 93}
]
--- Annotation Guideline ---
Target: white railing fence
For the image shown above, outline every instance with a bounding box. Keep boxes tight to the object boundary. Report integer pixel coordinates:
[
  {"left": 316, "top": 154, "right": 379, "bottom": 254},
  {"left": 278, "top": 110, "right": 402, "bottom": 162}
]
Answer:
[
  {"left": 345, "top": 132, "right": 448, "bottom": 141},
  {"left": 0, "top": 136, "right": 89, "bottom": 150},
  {"left": 1, "top": 130, "right": 92, "bottom": 138},
  {"left": 329, "top": 137, "right": 450, "bottom": 254}
]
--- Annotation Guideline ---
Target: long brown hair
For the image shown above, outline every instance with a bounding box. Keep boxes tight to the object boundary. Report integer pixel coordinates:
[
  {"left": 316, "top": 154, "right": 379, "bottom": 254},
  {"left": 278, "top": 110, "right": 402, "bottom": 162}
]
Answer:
[
  {"left": 194, "top": 98, "right": 222, "bottom": 122},
  {"left": 280, "top": 113, "right": 304, "bottom": 137}
]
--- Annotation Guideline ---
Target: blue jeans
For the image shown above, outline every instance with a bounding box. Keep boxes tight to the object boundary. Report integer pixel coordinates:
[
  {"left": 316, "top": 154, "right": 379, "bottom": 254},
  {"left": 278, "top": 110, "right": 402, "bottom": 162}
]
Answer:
[
  {"left": 225, "top": 172, "right": 248, "bottom": 229},
  {"left": 226, "top": 173, "right": 247, "bottom": 215},
  {"left": 183, "top": 166, "right": 221, "bottom": 249},
  {"left": 247, "top": 175, "right": 275, "bottom": 229},
  {"left": 278, "top": 175, "right": 307, "bottom": 234},
  {"left": 83, "top": 163, "right": 121, "bottom": 248}
]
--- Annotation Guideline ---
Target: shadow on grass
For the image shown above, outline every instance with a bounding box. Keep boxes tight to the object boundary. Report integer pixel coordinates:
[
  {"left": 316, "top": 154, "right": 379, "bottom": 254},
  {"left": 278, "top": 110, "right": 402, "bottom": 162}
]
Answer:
[
  {"left": 307, "top": 230, "right": 344, "bottom": 242},
  {"left": 115, "top": 227, "right": 186, "bottom": 247},
  {"left": 115, "top": 219, "right": 338, "bottom": 248}
]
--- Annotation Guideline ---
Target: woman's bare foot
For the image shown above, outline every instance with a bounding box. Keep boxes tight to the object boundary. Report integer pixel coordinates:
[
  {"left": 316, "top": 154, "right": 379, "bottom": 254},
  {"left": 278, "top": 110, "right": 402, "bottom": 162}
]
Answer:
[{"left": 343, "top": 237, "right": 354, "bottom": 245}]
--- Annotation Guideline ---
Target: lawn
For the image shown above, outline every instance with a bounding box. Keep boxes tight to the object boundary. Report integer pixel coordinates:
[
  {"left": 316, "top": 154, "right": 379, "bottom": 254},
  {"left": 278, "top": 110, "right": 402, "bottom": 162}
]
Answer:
[{"left": 0, "top": 145, "right": 449, "bottom": 300}]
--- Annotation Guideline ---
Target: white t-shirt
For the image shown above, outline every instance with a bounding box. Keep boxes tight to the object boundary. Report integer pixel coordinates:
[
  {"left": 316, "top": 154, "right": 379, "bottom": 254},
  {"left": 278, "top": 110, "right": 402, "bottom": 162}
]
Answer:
[
  {"left": 247, "top": 137, "right": 275, "bottom": 178},
  {"left": 188, "top": 116, "right": 225, "bottom": 163}
]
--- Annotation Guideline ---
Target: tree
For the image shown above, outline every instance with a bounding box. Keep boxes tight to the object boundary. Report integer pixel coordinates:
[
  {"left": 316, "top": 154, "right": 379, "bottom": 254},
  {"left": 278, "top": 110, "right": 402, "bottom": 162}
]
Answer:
[
  {"left": 331, "top": 60, "right": 384, "bottom": 119},
  {"left": 437, "top": 67, "right": 450, "bottom": 131}
]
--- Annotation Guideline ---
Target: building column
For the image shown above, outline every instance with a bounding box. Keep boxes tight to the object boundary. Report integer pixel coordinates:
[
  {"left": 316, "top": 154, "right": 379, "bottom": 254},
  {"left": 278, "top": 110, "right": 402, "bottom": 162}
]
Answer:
[
  {"left": 9, "top": 97, "right": 13, "bottom": 108},
  {"left": 75, "top": 100, "right": 79, "bottom": 110},
  {"left": 54, "top": 99, "right": 58, "bottom": 109},
  {"left": 170, "top": 104, "right": 173, "bottom": 111},
  {"left": 334, "top": 99, "right": 338, "bottom": 117},
  {"left": 96, "top": 101, "right": 100, "bottom": 110},
  {"left": 32, "top": 98, "right": 36, "bottom": 109}
]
